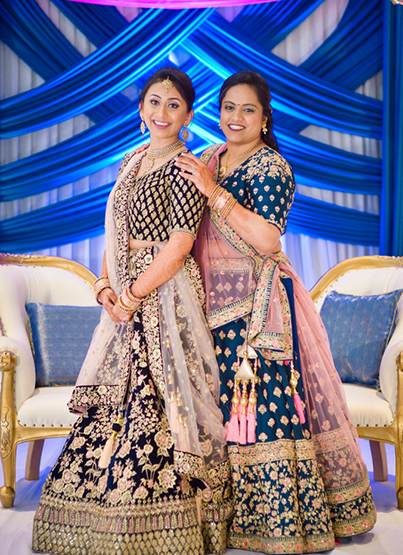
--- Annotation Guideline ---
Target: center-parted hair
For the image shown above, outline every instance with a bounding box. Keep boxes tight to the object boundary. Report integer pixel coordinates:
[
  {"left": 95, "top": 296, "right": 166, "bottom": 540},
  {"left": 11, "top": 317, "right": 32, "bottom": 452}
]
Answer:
[
  {"left": 218, "top": 71, "right": 279, "bottom": 153},
  {"left": 139, "top": 67, "right": 195, "bottom": 113}
]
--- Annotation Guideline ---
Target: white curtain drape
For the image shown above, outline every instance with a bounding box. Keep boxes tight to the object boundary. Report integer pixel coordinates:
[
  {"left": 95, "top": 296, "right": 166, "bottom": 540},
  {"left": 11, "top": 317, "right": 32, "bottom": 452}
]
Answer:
[{"left": 0, "top": 0, "right": 382, "bottom": 287}]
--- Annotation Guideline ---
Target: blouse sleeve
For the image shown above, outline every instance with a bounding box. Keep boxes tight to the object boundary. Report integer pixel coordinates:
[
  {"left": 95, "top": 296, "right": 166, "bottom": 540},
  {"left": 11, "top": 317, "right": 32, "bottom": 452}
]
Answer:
[
  {"left": 244, "top": 149, "right": 295, "bottom": 234},
  {"left": 117, "top": 151, "right": 135, "bottom": 177},
  {"left": 168, "top": 166, "right": 206, "bottom": 239}
]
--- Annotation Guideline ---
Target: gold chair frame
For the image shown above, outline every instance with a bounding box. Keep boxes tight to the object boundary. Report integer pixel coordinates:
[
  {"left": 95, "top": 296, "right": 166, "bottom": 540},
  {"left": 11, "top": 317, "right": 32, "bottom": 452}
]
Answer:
[
  {"left": 0, "top": 253, "right": 96, "bottom": 508},
  {"left": 310, "top": 255, "right": 403, "bottom": 509}
]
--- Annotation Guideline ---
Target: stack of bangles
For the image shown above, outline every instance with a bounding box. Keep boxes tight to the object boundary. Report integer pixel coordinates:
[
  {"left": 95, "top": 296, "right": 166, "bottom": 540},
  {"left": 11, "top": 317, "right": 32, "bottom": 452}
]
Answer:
[
  {"left": 117, "top": 287, "right": 145, "bottom": 314},
  {"left": 94, "top": 276, "right": 146, "bottom": 314},
  {"left": 94, "top": 276, "right": 112, "bottom": 305},
  {"left": 207, "top": 185, "right": 237, "bottom": 219}
]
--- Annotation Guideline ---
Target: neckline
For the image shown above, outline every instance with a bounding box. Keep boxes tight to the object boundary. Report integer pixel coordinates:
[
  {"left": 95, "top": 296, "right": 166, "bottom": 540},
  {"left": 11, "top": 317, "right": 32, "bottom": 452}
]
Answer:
[
  {"left": 136, "top": 148, "right": 189, "bottom": 178},
  {"left": 217, "top": 144, "right": 268, "bottom": 184}
]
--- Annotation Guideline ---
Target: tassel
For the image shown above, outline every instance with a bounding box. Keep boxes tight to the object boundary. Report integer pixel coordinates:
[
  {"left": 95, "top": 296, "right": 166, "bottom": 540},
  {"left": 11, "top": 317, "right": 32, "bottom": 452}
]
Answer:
[
  {"left": 98, "top": 437, "right": 116, "bottom": 469},
  {"left": 289, "top": 361, "right": 306, "bottom": 425},
  {"left": 293, "top": 393, "right": 306, "bottom": 424},
  {"left": 239, "top": 413, "right": 247, "bottom": 444},
  {"left": 239, "top": 381, "right": 248, "bottom": 444},
  {"left": 226, "top": 380, "right": 240, "bottom": 442},
  {"left": 99, "top": 409, "right": 123, "bottom": 469},
  {"left": 247, "top": 380, "right": 257, "bottom": 443}
]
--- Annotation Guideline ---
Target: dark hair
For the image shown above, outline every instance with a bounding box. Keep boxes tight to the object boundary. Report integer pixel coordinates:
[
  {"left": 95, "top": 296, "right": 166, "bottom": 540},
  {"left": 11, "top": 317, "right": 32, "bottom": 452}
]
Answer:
[
  {"left": 139, "top": 67, "right": 195, "bottom": 113},
  {"left": 218, "top": 71, "right": 279, "bottom": 153}
]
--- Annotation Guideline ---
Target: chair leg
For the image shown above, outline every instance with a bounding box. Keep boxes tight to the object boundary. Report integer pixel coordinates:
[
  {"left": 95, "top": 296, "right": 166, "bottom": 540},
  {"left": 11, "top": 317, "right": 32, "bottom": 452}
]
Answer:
[
  {"left": 396, "top": 441, "right": 403, "bottom": 510},
  {"left": 369, "top": 440, "right": 388, "bottom": 482},
  {"left": 0, "top": 440, "right": 16, "bottom": 508},
  {"left": 25, "top": 440, "right": 45, "bottom": 481}
]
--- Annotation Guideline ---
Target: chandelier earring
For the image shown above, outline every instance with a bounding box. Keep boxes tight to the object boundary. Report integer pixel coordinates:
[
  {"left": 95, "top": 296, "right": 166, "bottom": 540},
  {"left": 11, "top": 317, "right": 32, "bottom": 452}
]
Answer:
[
  {"left": 262, "top": 122, "right": 268, "bottom": 135},
  {"left": 181, "top": 126, "right": 189, "bottom": 142},
  {"left": 140, "top": 118, "right": 146, "bottom": 136}
]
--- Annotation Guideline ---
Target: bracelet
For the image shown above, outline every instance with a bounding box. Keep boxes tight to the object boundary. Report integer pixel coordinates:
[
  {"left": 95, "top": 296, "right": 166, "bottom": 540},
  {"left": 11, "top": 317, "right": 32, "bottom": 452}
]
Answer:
[
  {"left": 207, "top": 185, "right": 222, "bottom": 208},
  {"left": 95, "top": 285, "right": 112, "bottom": 306},
  {"left": 93, "top": 276, "right": 110, "bottom": 289},
  {"left": 126, "top": 286, "right": 146, "bottom": 304},
  {"left": 208, "top": 186, "right": 237, "bottom": 219},
  {"left": 121, "top": 288, "right": 144, "bottom": 311},
  {"left": 94, "top": 276, "right": 111, "bottom": 305},
  {"left": 117, "top": 296, "right": 136, "bottom": 314}
]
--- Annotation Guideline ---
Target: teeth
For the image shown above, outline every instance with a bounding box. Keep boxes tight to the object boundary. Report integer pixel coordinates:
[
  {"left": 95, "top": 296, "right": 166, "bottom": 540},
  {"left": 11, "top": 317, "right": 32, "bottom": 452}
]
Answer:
[
  {"left": 154, "top": 121, "right": 169, "bottom": 126},
  {"left": 229, "top": 124, "right": 244, "bottom": 130}
]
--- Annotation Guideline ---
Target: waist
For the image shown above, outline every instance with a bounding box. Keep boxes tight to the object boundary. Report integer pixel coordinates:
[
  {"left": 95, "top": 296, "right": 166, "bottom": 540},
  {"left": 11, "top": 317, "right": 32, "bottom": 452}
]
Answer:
[{"left": 129, "top": 238, "right": 160, "bottom": 251}]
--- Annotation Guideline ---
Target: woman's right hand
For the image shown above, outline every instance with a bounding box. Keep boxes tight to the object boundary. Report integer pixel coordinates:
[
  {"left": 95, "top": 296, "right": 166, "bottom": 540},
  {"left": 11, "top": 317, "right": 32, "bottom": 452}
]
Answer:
[{"left": 98, "top": 288, "right": 120, "bottom": 324}]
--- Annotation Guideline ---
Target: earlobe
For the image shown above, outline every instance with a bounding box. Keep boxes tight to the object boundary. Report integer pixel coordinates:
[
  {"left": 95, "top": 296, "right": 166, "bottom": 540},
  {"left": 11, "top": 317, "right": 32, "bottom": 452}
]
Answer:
[{"left": 185, "top": 110, "right": 194, "bottom": 127}]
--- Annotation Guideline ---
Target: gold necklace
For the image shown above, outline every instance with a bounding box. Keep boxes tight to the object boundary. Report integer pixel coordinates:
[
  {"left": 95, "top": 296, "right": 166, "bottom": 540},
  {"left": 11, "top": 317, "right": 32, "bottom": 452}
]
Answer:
[
  {"left": 219, "top": 140, "right": 262, "bottom": 179},
  {"left": 143, "top": 139, "right": 184, "bottom": 172}
]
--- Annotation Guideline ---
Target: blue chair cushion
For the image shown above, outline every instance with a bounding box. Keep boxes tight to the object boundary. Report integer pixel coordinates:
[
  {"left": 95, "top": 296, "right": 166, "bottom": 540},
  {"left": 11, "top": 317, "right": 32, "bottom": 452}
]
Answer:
[
  {"left": 320, "top": 289, "right": 403, "bottom": 389},
  {"left": 26, "top": 303, "right": 102, "bottom": 387}
]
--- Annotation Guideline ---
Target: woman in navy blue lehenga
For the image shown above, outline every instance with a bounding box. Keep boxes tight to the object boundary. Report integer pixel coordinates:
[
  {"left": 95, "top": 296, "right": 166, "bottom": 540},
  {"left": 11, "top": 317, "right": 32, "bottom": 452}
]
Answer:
[{"left": 32, "top": 68, "right": 231, "bottom": 555}]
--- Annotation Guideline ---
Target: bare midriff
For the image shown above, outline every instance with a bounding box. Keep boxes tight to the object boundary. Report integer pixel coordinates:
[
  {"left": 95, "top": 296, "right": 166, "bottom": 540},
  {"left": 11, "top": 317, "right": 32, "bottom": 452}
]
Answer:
[{"left": 129, "top": 238, "right": 159, "bottom": 250}]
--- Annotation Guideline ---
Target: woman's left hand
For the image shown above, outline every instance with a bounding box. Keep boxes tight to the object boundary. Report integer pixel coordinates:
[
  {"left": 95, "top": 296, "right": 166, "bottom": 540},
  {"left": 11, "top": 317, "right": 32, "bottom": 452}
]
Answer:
[{"left": 175, "top": 152, "right": 216, "bottom": 198}]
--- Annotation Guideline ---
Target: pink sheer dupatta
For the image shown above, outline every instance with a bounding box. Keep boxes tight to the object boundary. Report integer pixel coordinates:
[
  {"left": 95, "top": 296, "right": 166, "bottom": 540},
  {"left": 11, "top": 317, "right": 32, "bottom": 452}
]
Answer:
[{"left": 196, "top": 144, "right": 370, "bottom": 498}]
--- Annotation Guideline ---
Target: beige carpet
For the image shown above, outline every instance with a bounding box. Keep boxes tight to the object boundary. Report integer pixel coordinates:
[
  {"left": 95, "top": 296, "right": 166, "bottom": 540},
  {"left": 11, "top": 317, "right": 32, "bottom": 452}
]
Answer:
[{"left": 1, "top": 439, "right": 402, "bottom": 555}]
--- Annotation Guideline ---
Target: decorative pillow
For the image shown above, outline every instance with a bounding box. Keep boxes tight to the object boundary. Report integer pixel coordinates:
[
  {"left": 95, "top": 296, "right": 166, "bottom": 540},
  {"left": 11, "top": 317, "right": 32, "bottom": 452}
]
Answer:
[
  {"left": 320, "top": 289, "right": 403, "bottom": 389},
  {"left": 26, "top": 303, "right": 102, "bottom": 387}
]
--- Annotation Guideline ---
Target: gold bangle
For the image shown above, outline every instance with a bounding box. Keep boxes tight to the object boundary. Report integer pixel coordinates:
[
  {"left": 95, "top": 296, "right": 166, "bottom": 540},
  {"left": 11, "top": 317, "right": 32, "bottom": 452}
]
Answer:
[
  {"left": 207, "top": 185, "right": 222, "bottom": 208},
  {"left": 126, "top": 286, "right": 146, "bottom": 304},
  {"left": 121, "top": 289, "right": 141, "bottom": 311},
  {"left": 95, "top": 285, "right": 112, "bottom": 305},
  {"left": 220, "top": 196, "right": 237, "bottom": 219},
  {"left": 117, "top": 296, "right": 136, "bottom": 314},
  {"left": 94, "top": 276, "right": 110, "bottom": 289}
]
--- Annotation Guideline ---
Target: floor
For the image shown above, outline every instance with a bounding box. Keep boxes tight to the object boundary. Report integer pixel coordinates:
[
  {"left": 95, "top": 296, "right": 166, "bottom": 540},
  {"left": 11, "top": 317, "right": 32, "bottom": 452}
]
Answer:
[{"left": 0, "top": 439, "right": 402, "bottom": 555}]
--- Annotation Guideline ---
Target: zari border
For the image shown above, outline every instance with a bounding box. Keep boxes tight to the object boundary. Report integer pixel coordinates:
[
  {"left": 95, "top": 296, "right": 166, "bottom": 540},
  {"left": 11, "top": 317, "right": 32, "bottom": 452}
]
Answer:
[
  {"left": 34, "top": 492, "right": 199, "bottom": 533},
  {"left": 33, "top": 493, "right": 205, "bottom": 555},
  {"left": 229, "top": 438, "right": 316, "bottom": 466},
  {"left": 228, "top": 531, "right": 335, "bottom": 554},
  {"left": 68, "top": 384, "right": 120, "bottom": 413},
  {"left": 207, "top": 294, "right": 254, "bottom": 330}
]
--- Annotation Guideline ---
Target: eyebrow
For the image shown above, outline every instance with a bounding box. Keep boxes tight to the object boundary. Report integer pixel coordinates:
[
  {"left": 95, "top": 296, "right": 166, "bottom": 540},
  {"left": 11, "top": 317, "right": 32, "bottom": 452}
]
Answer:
[
  {"left": 223, "top": 100, "right": 257, "bottom": 108},
  {"left": 149, "top": 94, "right": 182, "bottom": 102}
]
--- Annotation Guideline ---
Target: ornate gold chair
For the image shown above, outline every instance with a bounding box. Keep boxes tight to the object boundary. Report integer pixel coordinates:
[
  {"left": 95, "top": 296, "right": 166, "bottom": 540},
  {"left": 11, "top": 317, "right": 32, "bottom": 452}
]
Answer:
[
  {"left": 0, "top": 253, "right": 97, "bottom": 508},
  {"left": 310, "top": 255, "right": 403, "bottom": 509}
]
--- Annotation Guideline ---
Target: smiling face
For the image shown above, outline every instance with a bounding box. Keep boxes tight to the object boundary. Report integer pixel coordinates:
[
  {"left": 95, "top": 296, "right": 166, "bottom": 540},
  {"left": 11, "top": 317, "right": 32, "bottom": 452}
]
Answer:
[
  {"left": 139, "top": 82, "right": 193, "bottom": 148},
  {"left": 220, "top": 84, "right": 267, "bottom": 147}
]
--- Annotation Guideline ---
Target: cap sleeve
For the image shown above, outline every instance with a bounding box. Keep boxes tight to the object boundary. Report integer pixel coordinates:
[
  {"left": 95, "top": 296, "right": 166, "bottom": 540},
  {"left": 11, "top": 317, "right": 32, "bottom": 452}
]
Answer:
[
  {"left": 245, "top": 149, "right": 295, "bottom": 234},
  {"left": 168, "top": 166, "right": 206, "bottom": 239}
]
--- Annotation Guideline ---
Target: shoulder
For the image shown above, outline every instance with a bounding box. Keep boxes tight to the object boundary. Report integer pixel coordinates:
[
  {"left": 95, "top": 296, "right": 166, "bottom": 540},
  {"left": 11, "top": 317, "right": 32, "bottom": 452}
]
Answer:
[
  {"left": 199, "top": 143, "right": 224, "bottom": 165},
  {"left": 249, "top": 147, "right": 294, "bottom": 181}
]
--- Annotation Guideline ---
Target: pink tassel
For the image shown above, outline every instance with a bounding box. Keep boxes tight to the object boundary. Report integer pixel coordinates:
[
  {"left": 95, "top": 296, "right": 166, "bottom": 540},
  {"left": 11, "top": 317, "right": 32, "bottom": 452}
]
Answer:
[
  {"left": 99, "top": 409, "right": 123, "bottom": 469},
  {"left": 247, "top": 407, "right": 256, "bottom": 443},
  {"left": 239, "top": 412, "right": 247, "bottom": 444},
  {"left": 226, "top": 409, "right": 240, "bottom": 442},
  {"left": 293, "top": 393, "right": 306, "bottom": 424},
  {"left": 98, "top": 437, "right": 115, "bottom": 469}
]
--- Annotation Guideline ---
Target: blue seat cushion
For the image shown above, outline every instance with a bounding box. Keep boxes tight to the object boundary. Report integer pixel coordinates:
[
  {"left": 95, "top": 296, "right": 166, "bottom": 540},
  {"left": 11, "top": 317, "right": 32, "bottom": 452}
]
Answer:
[
  {"left": 26, "top": 303, "right": 102, "bottom": 387},
  {"left": 320, "top": 289, "right": 403, "bottom": 389}
]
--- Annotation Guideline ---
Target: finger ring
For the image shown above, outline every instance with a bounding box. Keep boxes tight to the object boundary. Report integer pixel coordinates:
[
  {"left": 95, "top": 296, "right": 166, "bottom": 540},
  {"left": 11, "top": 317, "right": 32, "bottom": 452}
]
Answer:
[{"left": 190, "top": 166, "right": 196, "bottom": 173}]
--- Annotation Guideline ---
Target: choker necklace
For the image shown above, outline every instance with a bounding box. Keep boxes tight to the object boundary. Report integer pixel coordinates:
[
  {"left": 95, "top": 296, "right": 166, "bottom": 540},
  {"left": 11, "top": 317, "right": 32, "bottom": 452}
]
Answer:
[
  {"left": 144, "top": 139, "right": 184, "bottom": 172},
  {"left": 219, "top": 140, "right": 262, "bottom": 179}
]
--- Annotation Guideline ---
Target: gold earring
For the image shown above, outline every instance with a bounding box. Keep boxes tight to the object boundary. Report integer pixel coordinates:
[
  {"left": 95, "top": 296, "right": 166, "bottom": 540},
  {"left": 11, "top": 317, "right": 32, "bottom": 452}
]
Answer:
[
  {"left": 262, "top": 122, "right": 268, "bottom": 135},
  {"left": 140, "top": 119, "right": 146, "bottom": 135},
  {"left": 181, "top": 127, "right": 189, "bottom": 142},
  {"left": 218, "top": 122, "right": 222, "bottom": 129}
]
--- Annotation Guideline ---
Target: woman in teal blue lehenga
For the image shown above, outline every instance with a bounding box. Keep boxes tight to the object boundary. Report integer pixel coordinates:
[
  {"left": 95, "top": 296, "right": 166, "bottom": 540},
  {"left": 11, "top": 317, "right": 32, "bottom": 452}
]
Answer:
[{"left": 175, "top": 71, "right": 376, "bottom": 554}]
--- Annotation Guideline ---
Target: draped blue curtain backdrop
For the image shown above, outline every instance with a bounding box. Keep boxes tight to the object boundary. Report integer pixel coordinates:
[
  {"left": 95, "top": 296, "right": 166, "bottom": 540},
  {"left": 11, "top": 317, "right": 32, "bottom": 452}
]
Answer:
[{"left": 0, "top": 0, "right": 401, "bottom": 254}]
